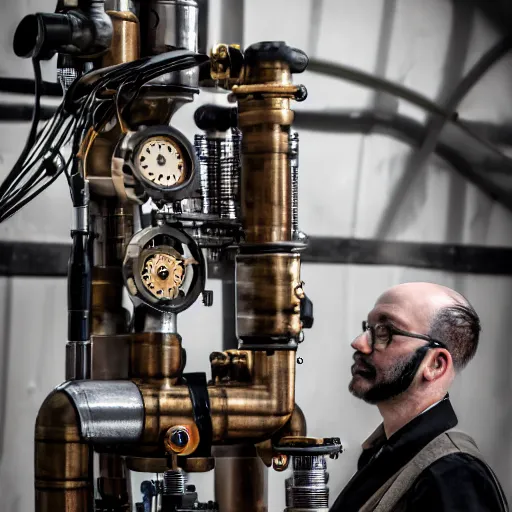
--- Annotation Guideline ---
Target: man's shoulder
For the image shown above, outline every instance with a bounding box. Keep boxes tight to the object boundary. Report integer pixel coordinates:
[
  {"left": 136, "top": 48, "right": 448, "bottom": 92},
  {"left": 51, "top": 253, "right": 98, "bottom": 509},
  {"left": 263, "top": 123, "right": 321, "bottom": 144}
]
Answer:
[
  {"left": 419, "top": 451, "right": 496, "bottom": 480},
  {"left": 407, "top": 453, "right": 508, "bottom": 511}
]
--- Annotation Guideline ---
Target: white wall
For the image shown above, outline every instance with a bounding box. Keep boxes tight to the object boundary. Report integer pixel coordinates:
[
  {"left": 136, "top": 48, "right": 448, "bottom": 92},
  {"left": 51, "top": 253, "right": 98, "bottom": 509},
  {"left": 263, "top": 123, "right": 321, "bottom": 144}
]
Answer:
[{"left": 2, "top": 0, "right": 512, "bottom": 510}]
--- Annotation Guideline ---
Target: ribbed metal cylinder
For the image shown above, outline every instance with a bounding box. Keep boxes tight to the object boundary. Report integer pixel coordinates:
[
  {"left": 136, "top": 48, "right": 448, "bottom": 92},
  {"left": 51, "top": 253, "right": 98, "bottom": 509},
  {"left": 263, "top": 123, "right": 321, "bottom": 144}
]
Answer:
[
  {"left": 194, "top": 130, "right": 242, "bottom": 220},
  {"left": 289, "top": 131, "right": 299, "bottom": 237},
  {"left": 163, "top": 469, "right": 185, "bottom": 495},
  {"left": 285, "top": 456, "right": 330, "bottom": 510}
]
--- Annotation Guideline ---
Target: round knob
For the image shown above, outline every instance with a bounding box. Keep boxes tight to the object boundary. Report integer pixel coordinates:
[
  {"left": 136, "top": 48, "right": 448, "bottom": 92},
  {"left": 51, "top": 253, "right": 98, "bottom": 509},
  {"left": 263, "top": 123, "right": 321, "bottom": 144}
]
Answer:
[
  {"left": 171, "top": 428, "right": 189, "bottom": 448},
  {"left": 157, "top": 265, "right": 169, "bottom": 280},
  {"left": 164, "top": 424, "right": 200, "bottom": 456}
]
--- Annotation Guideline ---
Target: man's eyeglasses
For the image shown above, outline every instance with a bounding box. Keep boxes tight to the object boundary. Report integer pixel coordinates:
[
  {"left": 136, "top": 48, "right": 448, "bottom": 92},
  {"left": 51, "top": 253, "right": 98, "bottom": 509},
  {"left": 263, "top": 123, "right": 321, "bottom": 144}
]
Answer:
[{"left": 361, "top": 321, "right": 448, "bottom": 352}]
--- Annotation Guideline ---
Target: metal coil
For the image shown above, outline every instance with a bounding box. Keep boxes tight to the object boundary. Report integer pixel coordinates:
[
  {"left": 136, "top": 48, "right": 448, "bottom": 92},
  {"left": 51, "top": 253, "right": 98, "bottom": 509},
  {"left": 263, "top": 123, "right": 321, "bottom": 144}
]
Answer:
[
  {"left": 194, "top": 129, "right": 242, "bottom": 220},
  {"left": 289, "top": 131, "right": 299, "bottom": 236},
  {"left": 293, "top": 470, "right": 327, "bottom": 487},
  {"left": 163, "top": 469, "right": 185, "bottom": 495},
  {"left": 293, "top": 456, "right": 326, "bottom": 471},
  {"left": 286, "top": 455, "right": 330, "bottom": 510},
  {"left": 289, "top": 488, "right": 329, "bottom": 508}
]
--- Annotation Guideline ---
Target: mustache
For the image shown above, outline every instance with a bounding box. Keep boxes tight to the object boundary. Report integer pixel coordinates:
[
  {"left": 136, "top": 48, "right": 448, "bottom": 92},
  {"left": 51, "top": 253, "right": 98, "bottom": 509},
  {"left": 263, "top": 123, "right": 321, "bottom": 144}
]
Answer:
[{"left": 353, "top": 352, "right": 375, "bottom": 371}]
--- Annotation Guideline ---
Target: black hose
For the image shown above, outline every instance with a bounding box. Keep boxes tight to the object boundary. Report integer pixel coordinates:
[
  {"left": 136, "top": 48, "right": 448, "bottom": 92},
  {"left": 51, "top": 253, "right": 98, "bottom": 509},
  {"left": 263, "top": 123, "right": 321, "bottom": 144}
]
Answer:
[
  {"left": 375, "top": 35, "right": 512, "bottom": 237},
  {"left": 293, "top": 110, "right": 512, "bottom": 214},
  {"left": 307, "top": 58, "right": 449, "bottom": 118}
]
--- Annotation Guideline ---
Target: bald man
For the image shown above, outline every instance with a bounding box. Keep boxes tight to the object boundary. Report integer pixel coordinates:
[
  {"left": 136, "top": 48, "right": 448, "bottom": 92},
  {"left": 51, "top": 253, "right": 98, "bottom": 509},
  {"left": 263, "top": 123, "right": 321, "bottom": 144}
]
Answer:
[{"left": 330, "top": 282, "right": 508, "bottom": 512}]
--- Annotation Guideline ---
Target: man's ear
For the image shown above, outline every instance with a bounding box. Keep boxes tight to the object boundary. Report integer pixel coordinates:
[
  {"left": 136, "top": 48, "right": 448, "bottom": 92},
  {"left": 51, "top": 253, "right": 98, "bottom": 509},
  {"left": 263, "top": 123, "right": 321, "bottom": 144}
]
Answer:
[{"left": 423, "top": 349, "right": 451, "bottom": 382}]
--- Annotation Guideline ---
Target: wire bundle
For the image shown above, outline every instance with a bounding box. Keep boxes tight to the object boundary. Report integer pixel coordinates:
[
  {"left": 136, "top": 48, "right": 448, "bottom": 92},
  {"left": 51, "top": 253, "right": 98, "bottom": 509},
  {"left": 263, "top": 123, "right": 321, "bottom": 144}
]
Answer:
[{"left": 0, "top": 50, "right": 208, "bottom": 222}]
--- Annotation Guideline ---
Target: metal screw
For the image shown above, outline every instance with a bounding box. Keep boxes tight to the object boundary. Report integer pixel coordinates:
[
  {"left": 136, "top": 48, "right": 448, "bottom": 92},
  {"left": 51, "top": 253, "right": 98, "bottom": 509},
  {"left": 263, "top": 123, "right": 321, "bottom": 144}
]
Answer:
[{"left": 272, "top": 453, "right": 289, "bottom": 471}]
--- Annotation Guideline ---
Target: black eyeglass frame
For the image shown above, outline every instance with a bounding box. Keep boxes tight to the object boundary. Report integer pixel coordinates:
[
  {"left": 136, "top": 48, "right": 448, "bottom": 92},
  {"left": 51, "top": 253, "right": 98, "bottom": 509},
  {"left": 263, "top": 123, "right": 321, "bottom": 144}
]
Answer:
[{"left": 361, "top": 320, "right": 448, "bottom": 351}]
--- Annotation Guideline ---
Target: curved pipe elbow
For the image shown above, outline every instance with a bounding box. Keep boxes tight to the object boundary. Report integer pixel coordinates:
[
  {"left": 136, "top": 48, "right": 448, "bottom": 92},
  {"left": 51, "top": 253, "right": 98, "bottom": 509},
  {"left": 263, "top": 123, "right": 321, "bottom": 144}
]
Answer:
[
  {"left": 34, "top": 381, "right": 144, "bottom": 512},
  {"left": 35, "top": 390, "right": 91, "bottom": 512},
  {"left": 209, "top": 350, "right": 296, "bottom": 441}
]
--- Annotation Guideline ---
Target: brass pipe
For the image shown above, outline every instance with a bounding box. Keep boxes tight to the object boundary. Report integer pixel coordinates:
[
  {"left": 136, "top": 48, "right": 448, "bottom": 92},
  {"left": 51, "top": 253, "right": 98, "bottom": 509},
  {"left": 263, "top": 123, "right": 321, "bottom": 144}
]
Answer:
[
  {"left": 130, "top": 332, "right": 184, "bottom": 386},
  {"left": 236, "top": 253, "right": 302, "bottom": 339},
  {"left": 35, "top": 392, "right": 91, "bottom": 512},
  {"left": 90, "top": 11, "right": 138, "bottom": 502},
  {"left": 127, "top": 349, "right": 295, "bottom": 457},
  {"left": 214, "top": 444, "right": 268, "bottom": 512},
  {"left": 234, "top": 62, "right": 297, "bottom": 244},
  {"left": 102, "top": 10, "right": 140, "bottom": 68}
]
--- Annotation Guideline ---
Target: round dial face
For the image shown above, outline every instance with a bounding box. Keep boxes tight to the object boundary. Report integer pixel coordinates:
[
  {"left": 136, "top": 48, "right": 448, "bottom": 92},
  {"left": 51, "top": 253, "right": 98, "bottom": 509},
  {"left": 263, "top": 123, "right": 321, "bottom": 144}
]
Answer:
[
  {"left": 141, "top": 252, "right": 186, "bottom": 300},
  {"left": 136, "top": 136, "right": 187, "bottom": 188}
]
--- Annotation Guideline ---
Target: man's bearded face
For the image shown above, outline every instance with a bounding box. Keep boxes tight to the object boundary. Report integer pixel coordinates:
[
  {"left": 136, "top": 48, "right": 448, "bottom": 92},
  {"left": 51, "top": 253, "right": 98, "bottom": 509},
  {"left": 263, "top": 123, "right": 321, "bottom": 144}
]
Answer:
[{"left": 349, "top": 347, "right": 427, "bottom": 404}]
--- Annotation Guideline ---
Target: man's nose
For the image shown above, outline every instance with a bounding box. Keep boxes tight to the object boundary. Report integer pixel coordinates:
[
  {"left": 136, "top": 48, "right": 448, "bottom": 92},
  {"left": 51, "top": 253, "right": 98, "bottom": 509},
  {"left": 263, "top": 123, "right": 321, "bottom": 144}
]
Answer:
[{"left": 351, "top": 332, "right": 372, "bottom": 354}]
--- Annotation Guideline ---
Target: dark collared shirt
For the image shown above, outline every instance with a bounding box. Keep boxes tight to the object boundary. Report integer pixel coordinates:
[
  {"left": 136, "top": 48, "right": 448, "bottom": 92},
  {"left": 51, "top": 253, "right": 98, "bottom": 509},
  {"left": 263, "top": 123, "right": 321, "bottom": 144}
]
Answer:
[{"left": 330, "top": 397, "right": 508, "bottom": 511}]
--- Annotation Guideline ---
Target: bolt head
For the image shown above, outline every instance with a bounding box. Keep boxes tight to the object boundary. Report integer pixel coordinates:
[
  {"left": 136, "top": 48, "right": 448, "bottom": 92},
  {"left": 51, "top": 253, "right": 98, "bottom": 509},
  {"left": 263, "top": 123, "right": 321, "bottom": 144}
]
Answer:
[{"left": 171, "top": 428, "right": 189, "bottom": 448}]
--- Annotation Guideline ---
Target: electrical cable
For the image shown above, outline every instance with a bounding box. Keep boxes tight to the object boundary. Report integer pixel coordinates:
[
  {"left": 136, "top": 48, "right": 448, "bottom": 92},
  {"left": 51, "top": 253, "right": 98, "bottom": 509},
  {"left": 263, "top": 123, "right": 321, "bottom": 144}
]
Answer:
[
  {"left": 307, "top": 57, "right": 512, "bottom": 162},
  {"left": 307, "top": 58, "right": 448, "bottom": 117},
  {"left": 375, "top": 34, "right": 512, "bottom": 238},
  {"left": 0, "top": 58, "right": 42, "bottom": 200},
  {"left": 0, "top": 50, "right": 208, "bottom": 223}
]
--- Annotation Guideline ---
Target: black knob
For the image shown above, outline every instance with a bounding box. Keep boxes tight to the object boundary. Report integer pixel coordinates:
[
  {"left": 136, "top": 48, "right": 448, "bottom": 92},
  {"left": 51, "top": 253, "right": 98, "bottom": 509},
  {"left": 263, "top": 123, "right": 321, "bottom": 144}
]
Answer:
[
  {"left": 194, "top": 104, "right": 238, "bottom": 132},
  {"left": 171, "top": 428, "right": 189, "bottom": 448},
  {"left": 300, "top": 293, "right": 314, "bottom": 329},
  {"left": 202, "top": 290, "right": 214, "bottom": 307},
  {"left": 157, "top": 266, "right": 169, "bottom": 280},
  {"left": 244, "top": 41, "right": 308, "bottom": 73}
]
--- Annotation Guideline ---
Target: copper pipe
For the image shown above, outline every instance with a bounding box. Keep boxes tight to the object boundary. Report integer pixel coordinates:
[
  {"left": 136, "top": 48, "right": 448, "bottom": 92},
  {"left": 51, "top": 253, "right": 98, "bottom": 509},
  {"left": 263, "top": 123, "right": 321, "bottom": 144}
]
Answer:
[
  {"left": 234, "top": 62, "right": 297, "bottom": 244},
  {"left": 35, "top": 392, "right": 91, "bottom": 512},
  {"left": 126, "top": 349, "right": 295, "bottom": 457},
  {"left": 102, "top": 11, "right": 140, "bottom": 68},
  {"left": 214, "top": 444, "right": 268, "bottom": 512},
  {"left": 130, "top": 332, "right": 184, "bottom": 386},
  {"left": 90, "top": 199, "right": 133, "bottom": 510}
]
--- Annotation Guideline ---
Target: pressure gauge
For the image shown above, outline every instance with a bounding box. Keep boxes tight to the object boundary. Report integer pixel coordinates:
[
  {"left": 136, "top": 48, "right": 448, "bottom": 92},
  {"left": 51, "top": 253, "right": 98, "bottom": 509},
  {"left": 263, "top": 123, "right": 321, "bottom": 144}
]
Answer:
[
  {"left": 123, "top": 225, "right": 206, "bottom": 314},
  {"left": 136, "top": 136, "right": 187, "bottom": 189},
  {"left": 114, "top": 125, "right": 200, "bottom": 205}
]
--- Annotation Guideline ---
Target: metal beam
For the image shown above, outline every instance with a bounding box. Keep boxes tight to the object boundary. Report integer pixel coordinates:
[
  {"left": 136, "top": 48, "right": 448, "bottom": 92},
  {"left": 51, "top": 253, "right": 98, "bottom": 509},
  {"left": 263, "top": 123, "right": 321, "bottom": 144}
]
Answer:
[
  {"left": 3, "top": 239, "right": 512, "bottom": 277},
  {"left": 302, "top": 237, "right": 512, "bottom": 275}
]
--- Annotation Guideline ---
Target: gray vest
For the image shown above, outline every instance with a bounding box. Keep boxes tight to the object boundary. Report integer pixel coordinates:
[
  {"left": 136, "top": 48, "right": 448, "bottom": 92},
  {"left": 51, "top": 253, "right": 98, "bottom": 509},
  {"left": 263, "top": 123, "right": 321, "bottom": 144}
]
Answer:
[{"left": 358, "top": 431, "right": 507, "bottom": 512}]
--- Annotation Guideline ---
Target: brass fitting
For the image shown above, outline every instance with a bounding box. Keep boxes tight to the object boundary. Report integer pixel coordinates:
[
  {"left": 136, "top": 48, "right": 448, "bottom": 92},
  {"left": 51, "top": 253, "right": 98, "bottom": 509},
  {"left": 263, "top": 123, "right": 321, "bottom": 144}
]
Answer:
[{"left": 237, "top": 253, "right": 303, "bottom": 340}]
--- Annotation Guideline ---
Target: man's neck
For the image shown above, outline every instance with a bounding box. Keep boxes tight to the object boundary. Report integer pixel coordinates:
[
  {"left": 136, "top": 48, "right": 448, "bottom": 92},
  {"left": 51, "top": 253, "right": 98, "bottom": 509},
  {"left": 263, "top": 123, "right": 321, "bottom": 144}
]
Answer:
[{"left": 378, "top": 393, "right": 445, "bottom": 438}]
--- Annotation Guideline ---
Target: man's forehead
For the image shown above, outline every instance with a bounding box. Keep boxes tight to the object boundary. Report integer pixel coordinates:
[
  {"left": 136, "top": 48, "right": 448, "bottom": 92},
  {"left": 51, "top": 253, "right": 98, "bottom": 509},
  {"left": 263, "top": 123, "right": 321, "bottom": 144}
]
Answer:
[{"left": 367, "top": 303, "right": 407, "bottom": 327}]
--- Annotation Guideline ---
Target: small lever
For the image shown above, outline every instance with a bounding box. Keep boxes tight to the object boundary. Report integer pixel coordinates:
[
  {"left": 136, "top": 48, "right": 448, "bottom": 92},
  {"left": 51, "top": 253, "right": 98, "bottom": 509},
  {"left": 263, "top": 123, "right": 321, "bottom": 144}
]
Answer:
[{"left": 300, "top": 293, "right": 314, "bottom": 329}]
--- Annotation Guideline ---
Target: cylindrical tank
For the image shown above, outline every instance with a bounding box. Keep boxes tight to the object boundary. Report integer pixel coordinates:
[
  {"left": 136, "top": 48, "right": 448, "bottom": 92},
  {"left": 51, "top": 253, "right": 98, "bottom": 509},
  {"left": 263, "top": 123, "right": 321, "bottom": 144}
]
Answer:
[{"left": 147, "top": 0, "right": 199, "bottom": 87}]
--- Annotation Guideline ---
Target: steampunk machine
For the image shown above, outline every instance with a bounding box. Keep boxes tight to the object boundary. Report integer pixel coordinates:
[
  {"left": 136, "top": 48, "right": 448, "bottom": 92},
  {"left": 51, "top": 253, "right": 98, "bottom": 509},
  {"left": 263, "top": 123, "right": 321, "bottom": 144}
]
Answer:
[{"left": 3, "top": 1, "right": 342, "bottom": 510}]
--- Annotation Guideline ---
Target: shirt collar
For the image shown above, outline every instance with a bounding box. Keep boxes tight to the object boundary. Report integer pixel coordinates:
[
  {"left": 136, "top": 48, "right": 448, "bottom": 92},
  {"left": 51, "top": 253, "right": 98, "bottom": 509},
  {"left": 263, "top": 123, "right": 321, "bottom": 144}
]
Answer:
[{"left": 358, "top": 395, "right": 457, "bottom": 469}]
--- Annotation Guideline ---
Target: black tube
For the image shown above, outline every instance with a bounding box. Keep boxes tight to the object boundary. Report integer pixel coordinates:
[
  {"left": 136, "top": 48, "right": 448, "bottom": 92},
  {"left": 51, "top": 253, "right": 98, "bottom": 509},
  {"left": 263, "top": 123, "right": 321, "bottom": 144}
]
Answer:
[
  {"left": 68, "top": 232, "right": 91, "bottom": 342},
  {"left": 13, "top": 3, "right": 111, "bottom": 61},
  {"left": 14, "top": 13, "right": 73, "bottom": 60},
  {"left": 67, "top": 170, "right": 91, "bottom": 343}
]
